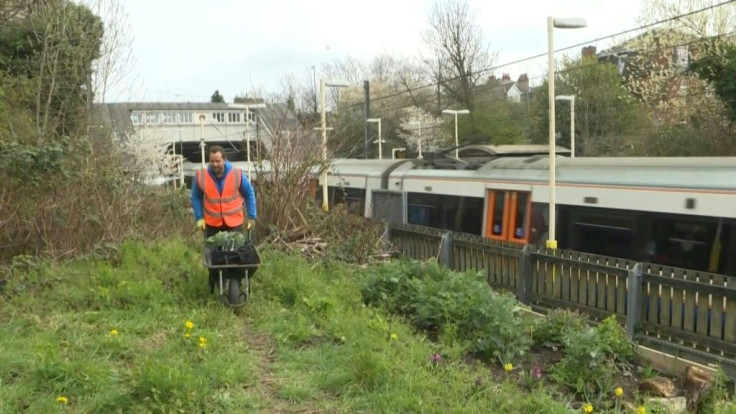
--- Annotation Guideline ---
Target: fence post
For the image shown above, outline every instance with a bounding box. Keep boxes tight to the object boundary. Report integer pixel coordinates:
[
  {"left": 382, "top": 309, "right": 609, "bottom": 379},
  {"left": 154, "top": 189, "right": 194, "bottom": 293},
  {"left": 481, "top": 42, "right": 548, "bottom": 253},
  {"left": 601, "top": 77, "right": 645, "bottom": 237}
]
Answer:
[
  {"left": 382, "top": 223, "right": 391, "bottom": 244},
  {"left": 625, "top": 263, "right": 643, "bottom": 340},
  {"left": 517, "top": 244, "right": 532, "bottom": 305},
  {"left": 439, "top": 231, "right": 454, "bottom": 269}
]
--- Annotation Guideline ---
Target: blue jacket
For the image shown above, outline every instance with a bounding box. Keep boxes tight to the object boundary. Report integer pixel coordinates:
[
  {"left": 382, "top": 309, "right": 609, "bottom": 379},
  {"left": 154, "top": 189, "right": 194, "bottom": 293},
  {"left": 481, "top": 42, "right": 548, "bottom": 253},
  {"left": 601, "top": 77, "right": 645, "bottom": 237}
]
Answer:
[{"left": 191, "top": 161, "right": 257, "bottom": 221}]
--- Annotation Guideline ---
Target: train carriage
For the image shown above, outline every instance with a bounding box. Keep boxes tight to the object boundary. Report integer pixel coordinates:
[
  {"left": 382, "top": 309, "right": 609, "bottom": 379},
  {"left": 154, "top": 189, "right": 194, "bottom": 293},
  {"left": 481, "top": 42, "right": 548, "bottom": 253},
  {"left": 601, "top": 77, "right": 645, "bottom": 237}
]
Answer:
[{"left": 322, "top": 148, "right": 736, "bottom": 276}]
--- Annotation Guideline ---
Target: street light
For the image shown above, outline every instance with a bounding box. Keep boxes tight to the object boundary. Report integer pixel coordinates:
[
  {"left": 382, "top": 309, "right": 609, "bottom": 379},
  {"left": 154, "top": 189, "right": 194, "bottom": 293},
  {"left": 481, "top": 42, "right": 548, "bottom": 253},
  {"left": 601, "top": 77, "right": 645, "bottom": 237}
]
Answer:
[
  {"left": 230, "top": 103, "right": 266, "bottom": 180},
  {"left": 199, "top": 114, "right": 206, "bottom": 169},
  {"left": 408, "top": 121, "right": 422, "bottom": 159},
  {"left": 555, "top": 95, "right": 576, "bottom": 158},
  {"left": 441, "top": 109, "right": 470, "bottom": 158},
  {"left": 547, "top": 16, "right": 587, "bottom": 250},
  {"left": 366, "top": 118, "right": 384, "bottom": 159},
  {"left": 319, "top": 78, "right": 350, "bottom": 211}
]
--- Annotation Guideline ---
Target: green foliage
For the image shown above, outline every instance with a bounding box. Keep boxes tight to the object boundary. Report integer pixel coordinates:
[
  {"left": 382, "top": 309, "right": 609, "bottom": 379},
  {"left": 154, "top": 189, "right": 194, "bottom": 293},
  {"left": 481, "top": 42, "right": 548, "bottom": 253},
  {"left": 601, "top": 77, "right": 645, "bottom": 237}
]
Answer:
[
  {"left": 640, "top": 365, "right": 659, "bottom": 380},
  {"left": 205, "top": 231, "right": 248, "bottom": 249},
  {"left": 595, "top": 315, "right": 636, "bottom": 360},
  {"left": 4, "top": 239, "right": 732, "bottom": 412},
  {"left": 360, "top": 259, "right": 533, "bottom": 363},
  {"left": 0, "top": 238, "right": 262, "bottom": 413},
  {"left": 533, "top": 308, "right": 588, "bottom": 347},
  {"left": 0, "top": 0, "right": 103, "bottom": 139},
  {"left": 528, "top": 56, "right": 649, "bottom": 156},
  {"left": 210, "top": 89, "right": 225, "bottom": 103},
  {"left": 0, "top": 139, "right": 71, "bottom": 186},
  {"left": 250, "top": 250, "right": 574, "bottom": 412},
  {"left": 457, "top": 99, "right": 527, "bottom": 145},
  {"left": 550, "top": 315, "right": 637, "bottom": 396},
  {"left": 690, "top": 43, "right": 736, "bottom": 120}
]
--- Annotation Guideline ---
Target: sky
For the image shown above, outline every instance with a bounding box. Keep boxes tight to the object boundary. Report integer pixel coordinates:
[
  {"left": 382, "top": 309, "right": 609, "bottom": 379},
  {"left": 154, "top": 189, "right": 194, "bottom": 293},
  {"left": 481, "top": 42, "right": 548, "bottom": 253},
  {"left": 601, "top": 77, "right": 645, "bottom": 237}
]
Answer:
[{"left": 107, "top": 0, "right": 647, "bottom": 103}]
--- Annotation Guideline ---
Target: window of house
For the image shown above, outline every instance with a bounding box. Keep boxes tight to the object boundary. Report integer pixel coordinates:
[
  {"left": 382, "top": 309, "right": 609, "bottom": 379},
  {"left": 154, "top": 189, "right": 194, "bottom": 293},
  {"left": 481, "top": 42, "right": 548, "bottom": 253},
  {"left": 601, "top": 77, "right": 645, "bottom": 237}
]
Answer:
[
  {"left": 161, "top": 112, "right": 175, "bottom": 123},
  {"left": 212, "top": 112, "right": 225, "bottom": 123},
  {"left": 145, "top": 112, "right": 158, "bottom": 124},
  {"left": 179, "top": 112, "right": 192, "bottom": 123},
  {"left": 130, "top": 112, "right": 142, "bottom": 125},
  {"left": 228, "top": 112, "right": 241, "bottom": 123}
]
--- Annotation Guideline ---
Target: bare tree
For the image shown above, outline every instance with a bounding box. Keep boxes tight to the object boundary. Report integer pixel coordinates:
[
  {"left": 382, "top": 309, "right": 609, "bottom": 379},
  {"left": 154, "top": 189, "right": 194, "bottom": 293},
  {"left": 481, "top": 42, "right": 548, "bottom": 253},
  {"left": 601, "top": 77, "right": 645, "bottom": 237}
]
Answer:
[
  {"left": 84, "top": 0, "right": 136, "bottom": 103},
  {"left": 423, "top": 0, "right": 497, "bottom": 111},
  {"left": 637, "top": 0, "right": 736, "bottom": 38}
]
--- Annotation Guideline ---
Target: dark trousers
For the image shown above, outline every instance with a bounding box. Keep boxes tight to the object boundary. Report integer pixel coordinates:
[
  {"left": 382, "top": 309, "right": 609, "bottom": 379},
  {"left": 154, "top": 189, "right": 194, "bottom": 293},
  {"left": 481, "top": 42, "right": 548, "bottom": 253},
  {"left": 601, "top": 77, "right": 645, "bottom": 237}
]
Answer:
[{"left": 205, "top": 224, "right": 245, "bottom": 283}]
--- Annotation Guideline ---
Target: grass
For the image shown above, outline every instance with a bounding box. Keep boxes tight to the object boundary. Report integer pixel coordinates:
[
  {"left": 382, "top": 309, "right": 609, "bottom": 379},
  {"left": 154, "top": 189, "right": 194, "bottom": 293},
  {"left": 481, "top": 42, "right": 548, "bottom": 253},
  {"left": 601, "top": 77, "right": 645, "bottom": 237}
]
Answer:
[{"left": 2, "top": 237, "right": 720, "bottom": 413}]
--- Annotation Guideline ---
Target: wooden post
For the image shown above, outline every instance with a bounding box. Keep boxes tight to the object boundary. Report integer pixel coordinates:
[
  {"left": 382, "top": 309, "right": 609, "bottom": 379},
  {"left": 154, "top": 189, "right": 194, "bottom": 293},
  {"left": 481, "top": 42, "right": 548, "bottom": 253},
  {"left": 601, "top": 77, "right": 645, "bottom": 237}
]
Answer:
[
  {"left": 626, "top": 263, "right": 643, "bottom": 340},
  {"left": 518, "top": 244, "right": 532, "bottom": 305},
  {"left": 439, "top": 231, "right": 454, "bottom": 269}
]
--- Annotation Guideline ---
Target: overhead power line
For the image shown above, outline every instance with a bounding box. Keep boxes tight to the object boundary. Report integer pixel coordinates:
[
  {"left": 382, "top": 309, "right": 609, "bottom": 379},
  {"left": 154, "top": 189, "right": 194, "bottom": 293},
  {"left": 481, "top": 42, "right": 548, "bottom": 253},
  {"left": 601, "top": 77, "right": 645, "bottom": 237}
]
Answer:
[{"left": 338, "top": 0, "right": 736, "bottom": 112}]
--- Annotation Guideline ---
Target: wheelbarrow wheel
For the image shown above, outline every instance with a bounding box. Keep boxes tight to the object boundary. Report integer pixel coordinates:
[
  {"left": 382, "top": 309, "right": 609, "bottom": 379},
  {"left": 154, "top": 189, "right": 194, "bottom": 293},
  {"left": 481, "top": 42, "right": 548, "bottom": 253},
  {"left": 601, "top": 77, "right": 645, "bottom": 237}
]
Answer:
[{"left": 228, "top": 277, "right": 242, "bottom": 306}]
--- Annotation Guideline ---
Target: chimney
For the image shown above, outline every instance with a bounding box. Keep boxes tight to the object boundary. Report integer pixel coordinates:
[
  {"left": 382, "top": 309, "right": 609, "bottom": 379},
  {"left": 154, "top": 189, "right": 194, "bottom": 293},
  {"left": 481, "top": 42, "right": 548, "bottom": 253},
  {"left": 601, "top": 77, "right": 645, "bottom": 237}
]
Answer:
[
  {"left": 517, "top": 73, "right": 529, "bottom": 92},
  {"left": 581, "top": 46, "right": 597, "bottom": 60},
  {"left": 502, "top": 73, "right": 511, "bottom": 81}
]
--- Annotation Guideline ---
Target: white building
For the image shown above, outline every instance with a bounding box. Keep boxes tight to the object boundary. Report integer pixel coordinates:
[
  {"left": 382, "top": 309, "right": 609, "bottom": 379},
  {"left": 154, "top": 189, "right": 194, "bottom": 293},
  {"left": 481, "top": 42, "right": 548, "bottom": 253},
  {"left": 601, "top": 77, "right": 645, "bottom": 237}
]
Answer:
[{"left": 96, "top": 102, "right": 296, "bottom": 185}]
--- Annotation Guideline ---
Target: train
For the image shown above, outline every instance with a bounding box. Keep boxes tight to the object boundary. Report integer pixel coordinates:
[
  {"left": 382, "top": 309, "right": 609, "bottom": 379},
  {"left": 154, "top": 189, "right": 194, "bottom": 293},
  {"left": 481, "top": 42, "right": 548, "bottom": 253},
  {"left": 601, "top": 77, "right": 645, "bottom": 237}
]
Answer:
[{"left": 318, "top": 145, "right": 736, "bottom": 277}]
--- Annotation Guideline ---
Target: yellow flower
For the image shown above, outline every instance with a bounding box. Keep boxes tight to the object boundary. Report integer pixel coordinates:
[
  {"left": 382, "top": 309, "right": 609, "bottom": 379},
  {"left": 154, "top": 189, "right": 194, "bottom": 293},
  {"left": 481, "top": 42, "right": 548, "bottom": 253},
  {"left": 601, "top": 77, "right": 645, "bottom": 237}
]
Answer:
[
  {"left": 185, "top": 321, "right": 194, "bottom": 329},
  {"left": 109, "top": 329, "right": 118, "bottom": 336},
  {"left": 583, "top": 403, "right": 593, "bottom": 413},
  {"left": 614, "top": 387, "right": 623, "bottom": 397},
  {"left": 503, "top": 362, "right": 513, "bottom": 373},
  {"left": 56, "top": 396, "right": 68, "bottom": 404},
  {"left": 636, "top": 407, "right": 646, "bottom": 414},
  {"left": 390, "top": 333, "right": 398, "bottom": 341},
  {"left": 184, "top": 332, "right": 191, "bottom": 338},
  {"left": 198, "top": 336, "right": 207, "bottom": 344},
  {"left": 198, "top": 342, "right": 207, "bottom": 349}
]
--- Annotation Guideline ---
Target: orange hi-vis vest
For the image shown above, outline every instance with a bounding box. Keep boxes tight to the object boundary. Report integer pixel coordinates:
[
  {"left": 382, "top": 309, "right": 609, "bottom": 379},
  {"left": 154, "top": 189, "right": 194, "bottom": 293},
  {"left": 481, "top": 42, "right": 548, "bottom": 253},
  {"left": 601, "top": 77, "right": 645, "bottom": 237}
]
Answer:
[{"left": 197, "top": 167, "right": 244, "bottom": 228}]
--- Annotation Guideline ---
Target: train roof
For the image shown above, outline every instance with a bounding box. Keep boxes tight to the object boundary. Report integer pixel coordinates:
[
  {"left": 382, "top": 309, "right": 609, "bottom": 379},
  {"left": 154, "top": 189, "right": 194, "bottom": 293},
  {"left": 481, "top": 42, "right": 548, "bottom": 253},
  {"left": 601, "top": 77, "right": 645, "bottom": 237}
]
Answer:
[{"left": 330, "top": 156, "right": 736, "bottom": 192}]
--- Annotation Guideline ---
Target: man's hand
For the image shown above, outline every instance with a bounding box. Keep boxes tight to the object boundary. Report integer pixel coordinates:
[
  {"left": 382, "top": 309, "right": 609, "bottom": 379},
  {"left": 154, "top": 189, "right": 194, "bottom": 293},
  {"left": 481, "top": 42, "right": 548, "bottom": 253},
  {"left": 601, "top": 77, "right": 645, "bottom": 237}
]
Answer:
[
  {"left": 246, "top": 218, "right": 256, "bottom": 230},
  {"left": 196, "top": 219, "right": 206, "bottom": 231}
]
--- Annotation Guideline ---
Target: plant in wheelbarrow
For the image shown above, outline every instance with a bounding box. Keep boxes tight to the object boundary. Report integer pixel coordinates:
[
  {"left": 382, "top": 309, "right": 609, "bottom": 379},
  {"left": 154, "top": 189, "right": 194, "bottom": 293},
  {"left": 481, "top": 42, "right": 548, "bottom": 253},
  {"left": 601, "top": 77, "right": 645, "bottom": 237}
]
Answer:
[{"left": 204, "top": 231, "right": 260, "bottom": 307}]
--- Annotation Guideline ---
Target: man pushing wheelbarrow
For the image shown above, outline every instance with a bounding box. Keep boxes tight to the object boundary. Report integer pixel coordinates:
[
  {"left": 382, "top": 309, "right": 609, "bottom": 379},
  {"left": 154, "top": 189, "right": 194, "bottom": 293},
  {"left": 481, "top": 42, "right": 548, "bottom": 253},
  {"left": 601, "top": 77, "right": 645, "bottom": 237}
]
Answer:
[{"left": 191, "top": 145, "right": 260, "bottom": 306}]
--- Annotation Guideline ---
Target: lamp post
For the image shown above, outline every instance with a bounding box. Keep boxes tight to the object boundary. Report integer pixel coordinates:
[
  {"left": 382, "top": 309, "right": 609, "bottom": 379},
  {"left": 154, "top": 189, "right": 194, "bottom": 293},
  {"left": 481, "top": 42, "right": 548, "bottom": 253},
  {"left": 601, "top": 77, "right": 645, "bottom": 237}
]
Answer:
[
  {"left": 319, "top": 78, "right": 349, "bottom": 211},
  {"left": 366, "top": 118, "right": 384, "bottom": 159},
  {"left": 441, "top": 109, "right": 469, "bottom": 158},
  {"left": 547, "top": 16, "right": 587, "bottom": 249},
  {"left": 408, "top": 121, "right": 422, "bottom": 159},
  {"left": 555, "top": 95, "right": 576, "bottom": 158},
  {"left": 311, "top": 65, "right": 317, "bottom": 113},
  {"left": 198, "top": 114, "right": 206, "bottom": 169},
  {"left": 230, "top": 103, "right": 266, "bottom": 180}
]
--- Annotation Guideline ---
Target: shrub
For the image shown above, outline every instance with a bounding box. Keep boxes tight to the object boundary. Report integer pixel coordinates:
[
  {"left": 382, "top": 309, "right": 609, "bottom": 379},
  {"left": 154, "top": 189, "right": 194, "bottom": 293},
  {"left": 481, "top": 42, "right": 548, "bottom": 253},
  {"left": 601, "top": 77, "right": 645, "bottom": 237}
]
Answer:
[
  {"left": 360, "top": 260, "right": 533, "bottom": 362},
  {"left": 550, "top": 315, "right": 637, "bottom": 396},
  {"left": 532, "top": 309, "right": 588, "bottom": 347}
]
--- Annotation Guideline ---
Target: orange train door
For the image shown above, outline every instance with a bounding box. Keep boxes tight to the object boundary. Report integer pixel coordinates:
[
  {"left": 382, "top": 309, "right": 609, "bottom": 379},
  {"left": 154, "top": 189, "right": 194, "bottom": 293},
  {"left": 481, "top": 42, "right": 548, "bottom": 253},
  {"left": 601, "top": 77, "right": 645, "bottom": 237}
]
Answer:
[{"left": 484, "top": 190, "right": 532, "bottom": 244}]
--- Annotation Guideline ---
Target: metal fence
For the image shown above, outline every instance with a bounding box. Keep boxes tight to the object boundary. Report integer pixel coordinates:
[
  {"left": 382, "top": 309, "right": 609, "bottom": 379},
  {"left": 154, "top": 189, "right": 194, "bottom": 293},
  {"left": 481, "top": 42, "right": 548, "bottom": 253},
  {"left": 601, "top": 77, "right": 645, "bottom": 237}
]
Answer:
[{"left": 387, "top": 223, "right": 736, "bottom": 378}]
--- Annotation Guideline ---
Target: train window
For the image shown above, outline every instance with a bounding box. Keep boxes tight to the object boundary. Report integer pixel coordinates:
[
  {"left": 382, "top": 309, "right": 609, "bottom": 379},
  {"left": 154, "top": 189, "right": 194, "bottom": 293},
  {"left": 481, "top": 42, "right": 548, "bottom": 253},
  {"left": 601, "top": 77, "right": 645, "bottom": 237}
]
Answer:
[
  {"left": 575, "top": 222, "right": 633, "bottom": 258},
  {"left": 492, "top": 192, "right": 506, "bottom": 236},
  {"left": 512, "top": 193, "right": 530, "bottom": 240},
  {"left": 649, "top": 218, "right": 716, "bottom": 272},
  {"left": 408, "top": 192, "right": 484, "bottom": 235},
  {"left": 485, "top": 190, "right": 509, "bottom": 240},
  {"left": 569, "top": 211, "right": 635, "bottom": 258},
  {"left": 408, "top": 204, "right": 433, "bottom": 226}
]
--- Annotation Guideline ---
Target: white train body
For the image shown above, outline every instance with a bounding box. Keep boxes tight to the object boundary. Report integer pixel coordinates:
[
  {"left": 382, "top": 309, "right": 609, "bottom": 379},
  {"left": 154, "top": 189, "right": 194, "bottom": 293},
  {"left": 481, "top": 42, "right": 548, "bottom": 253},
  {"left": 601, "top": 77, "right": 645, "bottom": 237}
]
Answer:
[{"left": 322, "top": 155, "right": 736, "bottom": 276}]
